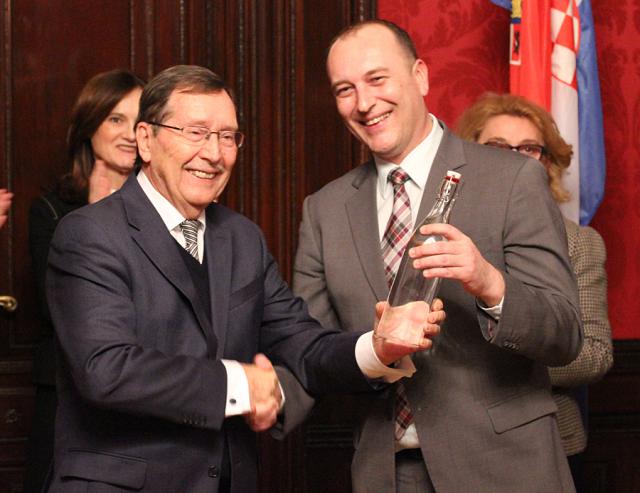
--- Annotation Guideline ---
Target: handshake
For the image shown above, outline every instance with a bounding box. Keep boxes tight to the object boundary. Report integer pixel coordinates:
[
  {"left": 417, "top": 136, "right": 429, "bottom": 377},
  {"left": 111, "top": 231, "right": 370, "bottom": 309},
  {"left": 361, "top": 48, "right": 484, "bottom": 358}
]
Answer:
[
  {"left": 240, "top": 354, "right": 283, "bottom": 432},
  {"left": 240, "top": 299, "right": 445, "bottom": 432}
]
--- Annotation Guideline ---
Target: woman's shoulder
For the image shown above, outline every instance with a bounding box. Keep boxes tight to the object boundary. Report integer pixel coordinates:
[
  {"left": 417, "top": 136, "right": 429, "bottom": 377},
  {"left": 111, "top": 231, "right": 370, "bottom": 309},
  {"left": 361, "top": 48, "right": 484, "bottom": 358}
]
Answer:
[
  {"left": 31, "top": 188, "right": 85, "bottom": 222},
  {"left": 564, "top": 217, "right": 606, "bottom": 260}
]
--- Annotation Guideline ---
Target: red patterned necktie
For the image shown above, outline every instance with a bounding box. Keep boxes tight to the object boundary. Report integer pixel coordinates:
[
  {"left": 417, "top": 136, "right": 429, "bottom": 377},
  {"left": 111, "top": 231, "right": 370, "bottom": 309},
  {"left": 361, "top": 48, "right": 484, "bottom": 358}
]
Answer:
[{"left": 380, "top": 167, "right": 414, "bottom": 440}]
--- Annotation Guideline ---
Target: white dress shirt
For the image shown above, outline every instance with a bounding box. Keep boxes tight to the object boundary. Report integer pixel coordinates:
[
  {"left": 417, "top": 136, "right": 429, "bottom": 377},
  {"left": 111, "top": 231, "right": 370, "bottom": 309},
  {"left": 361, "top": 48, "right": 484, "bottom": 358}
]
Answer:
[
  {"left": 374, "top": 115, "right": 443, "bottom": 449},
  {"left": 372, "top": 115, "right": 503, "bottom": 449},
  {"left": 375, "top": 114, "right": 444, "bottom": 239}
]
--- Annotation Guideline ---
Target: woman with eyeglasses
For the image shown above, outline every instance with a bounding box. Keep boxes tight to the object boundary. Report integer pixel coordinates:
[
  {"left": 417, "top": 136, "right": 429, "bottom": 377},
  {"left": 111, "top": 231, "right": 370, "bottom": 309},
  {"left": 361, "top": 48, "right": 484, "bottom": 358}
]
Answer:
[
  {"left": 456, "top": 92, "right": 613, "bottom": 492},
  {"left": 24, "top": 69, "right": 145, "bottom": 493}
]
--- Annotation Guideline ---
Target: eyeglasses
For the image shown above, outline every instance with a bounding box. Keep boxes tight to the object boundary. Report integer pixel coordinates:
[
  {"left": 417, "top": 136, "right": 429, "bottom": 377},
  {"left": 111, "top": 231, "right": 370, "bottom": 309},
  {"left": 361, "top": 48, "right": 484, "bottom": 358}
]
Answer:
[
  {"left": 149, "top": 122, "right": 245, "bottom": 148},
  {"left": 483, "top": 141, "right": 545, "bottom": 160}
]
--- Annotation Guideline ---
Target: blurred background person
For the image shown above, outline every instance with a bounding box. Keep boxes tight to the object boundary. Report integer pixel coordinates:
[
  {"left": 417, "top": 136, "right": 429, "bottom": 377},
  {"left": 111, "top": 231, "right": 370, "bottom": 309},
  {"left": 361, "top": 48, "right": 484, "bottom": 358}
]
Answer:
[
  {"left": 0, "top": 188, "right": 12, "bottom": 229},
  {"left": 456, "top": 92, "right": 613, "bottom": 492},
  {"left": 24, "top": 69, "right": 144, "bottom": 493}
]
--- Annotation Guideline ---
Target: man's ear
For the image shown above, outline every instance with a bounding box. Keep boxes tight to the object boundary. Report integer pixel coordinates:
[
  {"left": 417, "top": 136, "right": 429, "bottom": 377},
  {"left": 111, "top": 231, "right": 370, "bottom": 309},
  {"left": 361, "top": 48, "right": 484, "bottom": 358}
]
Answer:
[
  {"left": 413, "top": 58, "right": 430, "bottom": 97},
  {"left": 136, "top": 122, "right": 153, "bottom": 163}
]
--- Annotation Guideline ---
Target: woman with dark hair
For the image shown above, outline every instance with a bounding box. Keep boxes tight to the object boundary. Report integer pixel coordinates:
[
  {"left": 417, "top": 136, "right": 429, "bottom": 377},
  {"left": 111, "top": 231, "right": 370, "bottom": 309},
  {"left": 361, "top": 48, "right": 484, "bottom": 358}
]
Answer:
[
  {"left": 24, "top": 68, "right": 144, "bottom": 493},
  {"left": 456, "top": 92, "right": 613, "bottom": 492}
]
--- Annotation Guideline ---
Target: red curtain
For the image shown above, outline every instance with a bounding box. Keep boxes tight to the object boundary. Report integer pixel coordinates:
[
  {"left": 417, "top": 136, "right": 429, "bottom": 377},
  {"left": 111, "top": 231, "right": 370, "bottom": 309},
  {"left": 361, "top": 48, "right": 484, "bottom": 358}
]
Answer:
[{"left": 378, "top": 0, "right": 640, "bottom": 340}]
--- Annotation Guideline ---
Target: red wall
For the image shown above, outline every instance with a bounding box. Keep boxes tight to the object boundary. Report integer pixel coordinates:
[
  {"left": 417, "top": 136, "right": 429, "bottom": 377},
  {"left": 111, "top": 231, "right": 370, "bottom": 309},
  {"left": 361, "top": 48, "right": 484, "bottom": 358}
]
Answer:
[{"left": 378, "top": 0, "right": 640, "bottom": 340}]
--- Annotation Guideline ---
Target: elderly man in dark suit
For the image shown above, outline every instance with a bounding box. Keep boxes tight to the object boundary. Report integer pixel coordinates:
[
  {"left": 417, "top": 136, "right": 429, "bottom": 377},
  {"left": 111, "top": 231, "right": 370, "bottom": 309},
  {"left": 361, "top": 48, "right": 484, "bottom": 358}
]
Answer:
[
  {"left": 293, "top": 20, "right": 583, "bottom": 493},
  {"left": 45, "top": 65, "right": 443, "bottom": 493}
]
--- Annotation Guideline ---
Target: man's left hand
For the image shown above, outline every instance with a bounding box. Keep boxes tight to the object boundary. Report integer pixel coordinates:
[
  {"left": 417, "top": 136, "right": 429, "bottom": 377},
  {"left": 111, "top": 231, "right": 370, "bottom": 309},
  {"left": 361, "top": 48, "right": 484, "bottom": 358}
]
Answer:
[{"left": 409, "top": 223, "right": 505, "bottom": 307}]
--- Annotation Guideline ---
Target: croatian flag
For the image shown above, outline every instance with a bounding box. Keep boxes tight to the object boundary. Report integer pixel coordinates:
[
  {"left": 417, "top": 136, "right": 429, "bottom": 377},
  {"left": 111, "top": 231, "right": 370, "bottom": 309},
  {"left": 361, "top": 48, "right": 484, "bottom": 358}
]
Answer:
[{"left": 490, "top": 0, "right": 605, "bottom": 225}]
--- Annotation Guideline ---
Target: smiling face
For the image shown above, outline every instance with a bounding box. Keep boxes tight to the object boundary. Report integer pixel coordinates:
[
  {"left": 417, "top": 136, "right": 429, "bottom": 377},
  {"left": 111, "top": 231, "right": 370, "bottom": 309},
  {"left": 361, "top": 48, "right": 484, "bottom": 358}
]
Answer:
[
  {"left": 327, "top": 24, "right": 431, "bottom": 164},
  {"left": 90, "top": 88, "right": 142, "bottom": 173},
  {"left": 136, "top": 90, "right": 239, "bottom": 219}
]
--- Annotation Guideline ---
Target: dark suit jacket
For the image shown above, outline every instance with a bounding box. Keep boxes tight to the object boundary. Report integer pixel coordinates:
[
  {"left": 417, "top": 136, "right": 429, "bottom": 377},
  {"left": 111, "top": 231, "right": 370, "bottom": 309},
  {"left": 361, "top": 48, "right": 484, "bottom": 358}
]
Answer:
[
  {"left": 293, "top": 126, "right": 583, "bottom": 492},
  {"left": 45, "top": 173, "right": 370, "bottom": 493}
]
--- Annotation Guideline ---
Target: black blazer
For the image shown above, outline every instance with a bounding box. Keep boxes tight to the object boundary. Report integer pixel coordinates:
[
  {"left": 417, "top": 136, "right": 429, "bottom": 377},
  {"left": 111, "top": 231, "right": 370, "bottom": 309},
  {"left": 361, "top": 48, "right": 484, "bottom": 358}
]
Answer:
[{"left": 29, "top": 190, "right": 84, "bottom": 385}]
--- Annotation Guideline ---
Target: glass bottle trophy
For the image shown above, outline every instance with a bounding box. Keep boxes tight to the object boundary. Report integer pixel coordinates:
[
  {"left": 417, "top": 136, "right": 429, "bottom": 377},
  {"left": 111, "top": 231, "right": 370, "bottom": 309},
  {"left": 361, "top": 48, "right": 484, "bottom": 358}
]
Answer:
[{"left": 376, "top": 170, "right": 462, "bottom": 346}]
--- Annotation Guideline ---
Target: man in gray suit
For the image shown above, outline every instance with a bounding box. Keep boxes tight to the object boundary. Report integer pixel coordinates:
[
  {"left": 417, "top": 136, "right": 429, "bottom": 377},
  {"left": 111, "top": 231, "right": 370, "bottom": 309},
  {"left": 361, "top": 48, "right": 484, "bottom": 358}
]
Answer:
[
  {"left": 45, "top": 65, "right": 442, "bottom": 493},
  {"left": 293, "top": 20, "right": 583, "bottom": 492}
]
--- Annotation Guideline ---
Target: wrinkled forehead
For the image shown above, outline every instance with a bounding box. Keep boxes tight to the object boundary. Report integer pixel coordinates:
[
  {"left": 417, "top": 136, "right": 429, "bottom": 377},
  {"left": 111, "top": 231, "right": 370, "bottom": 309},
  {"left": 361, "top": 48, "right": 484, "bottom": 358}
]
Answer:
[{"left": 164, "top": 89, "right": 238, "bottom": 125}]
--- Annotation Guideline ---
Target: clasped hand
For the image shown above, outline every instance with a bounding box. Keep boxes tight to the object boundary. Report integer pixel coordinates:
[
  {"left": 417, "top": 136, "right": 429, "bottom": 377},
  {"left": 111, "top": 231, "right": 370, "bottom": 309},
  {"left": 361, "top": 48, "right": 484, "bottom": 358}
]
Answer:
[
  {"left": 241, "top": 354, "right": 282, "bottom": 432},
  {"left": 373, "top": 298, "right": 446, "bottom": 365}
]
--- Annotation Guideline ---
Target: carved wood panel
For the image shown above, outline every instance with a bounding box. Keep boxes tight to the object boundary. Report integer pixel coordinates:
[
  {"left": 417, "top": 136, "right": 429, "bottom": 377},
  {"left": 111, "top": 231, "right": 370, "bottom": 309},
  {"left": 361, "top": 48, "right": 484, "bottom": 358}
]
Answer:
[{"left": 0, "top": 0, "right": 375, "bottom": 490}]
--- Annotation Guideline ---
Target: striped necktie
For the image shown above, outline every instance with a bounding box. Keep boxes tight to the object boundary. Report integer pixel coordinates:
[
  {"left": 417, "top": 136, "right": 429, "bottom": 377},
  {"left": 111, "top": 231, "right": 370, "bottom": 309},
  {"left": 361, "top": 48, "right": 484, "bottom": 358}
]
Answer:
[
  {"left": 180, "top": 219, "right": 200, "bottom": 260},
  {"left": 380, "top": 167, "right": 415, "bottom": 440}
]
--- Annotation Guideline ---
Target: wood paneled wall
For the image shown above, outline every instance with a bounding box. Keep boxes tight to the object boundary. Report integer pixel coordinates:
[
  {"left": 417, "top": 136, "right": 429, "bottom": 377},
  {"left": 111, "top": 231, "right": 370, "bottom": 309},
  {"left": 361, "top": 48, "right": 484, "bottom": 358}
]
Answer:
[
  {"left": 0, "top": 1, "right": 375, "bottom": 491},
  {"left": 4, "top": 2, "right": 635, "bottom": 492}
]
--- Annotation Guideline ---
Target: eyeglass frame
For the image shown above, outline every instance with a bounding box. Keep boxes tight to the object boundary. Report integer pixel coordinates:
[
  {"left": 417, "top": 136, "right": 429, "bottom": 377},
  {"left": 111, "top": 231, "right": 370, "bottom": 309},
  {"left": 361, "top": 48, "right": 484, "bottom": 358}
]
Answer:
[
  {"left": 147, "top": 121, "right": 245, "bottom": 148},
  {"left": 483, "top": 141, "right": 546, "bottom": 159}
]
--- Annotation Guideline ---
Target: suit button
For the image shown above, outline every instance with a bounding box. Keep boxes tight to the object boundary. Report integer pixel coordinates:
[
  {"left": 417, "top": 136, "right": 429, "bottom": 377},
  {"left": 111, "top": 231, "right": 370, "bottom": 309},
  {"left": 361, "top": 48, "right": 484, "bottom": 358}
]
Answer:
[{"left": 208, "top": 466, "right": 219, "bottom": 478}]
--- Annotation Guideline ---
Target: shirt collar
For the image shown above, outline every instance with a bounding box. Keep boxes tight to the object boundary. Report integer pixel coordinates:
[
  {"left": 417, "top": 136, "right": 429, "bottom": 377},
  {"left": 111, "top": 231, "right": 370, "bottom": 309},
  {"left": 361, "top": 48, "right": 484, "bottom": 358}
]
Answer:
[
  {"left": 375, "top": 114, "right": 444, "bottom": 199},
  {"left": 137, "top": 169, "right": 206, "bottom": 233}
]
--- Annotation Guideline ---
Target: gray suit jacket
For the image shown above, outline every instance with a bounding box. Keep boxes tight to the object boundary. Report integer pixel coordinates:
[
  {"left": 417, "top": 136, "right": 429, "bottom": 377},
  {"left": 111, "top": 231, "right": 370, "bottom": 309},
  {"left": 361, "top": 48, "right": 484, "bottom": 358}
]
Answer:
[
  {"left": 549, "top": 219, "right": 613, "bottom": 455},
  {"left": 293, "top": 127, "right": 583, "bottom": 492},
  {"left": 45, "top": 173, "right": 370, "bottom": 493}
]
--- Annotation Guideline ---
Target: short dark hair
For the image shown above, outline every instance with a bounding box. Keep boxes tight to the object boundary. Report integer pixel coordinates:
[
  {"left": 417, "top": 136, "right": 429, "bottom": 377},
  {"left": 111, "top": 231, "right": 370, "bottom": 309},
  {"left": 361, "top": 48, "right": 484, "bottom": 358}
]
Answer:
[
  {"left": 327, "top": 19, "right": 418, "bottom": 63},
  {"left": 62, "top": 69, "right": 145, "bottom": 202},
  {"left": 137, "top": 65, "right": 234, "bottom": 130}
]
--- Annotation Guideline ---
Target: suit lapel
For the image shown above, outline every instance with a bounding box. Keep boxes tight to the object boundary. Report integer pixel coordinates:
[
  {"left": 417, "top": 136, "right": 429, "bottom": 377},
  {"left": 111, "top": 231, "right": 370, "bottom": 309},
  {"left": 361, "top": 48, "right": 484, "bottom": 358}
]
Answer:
[
  {"left": 345, "top": 125, "right": 468, "bottom": 302},
  {"left": 204, "top": 207, "right": 231, "bottom": 360},
  {"left": 346, "top": 162, "right": 389, "bottom": 301},
  {"left": 416, "top": 124, "right": 468, "bottom": 223},
  {"left": 120, "top": 174, "right": 217, "bottom": 355}
]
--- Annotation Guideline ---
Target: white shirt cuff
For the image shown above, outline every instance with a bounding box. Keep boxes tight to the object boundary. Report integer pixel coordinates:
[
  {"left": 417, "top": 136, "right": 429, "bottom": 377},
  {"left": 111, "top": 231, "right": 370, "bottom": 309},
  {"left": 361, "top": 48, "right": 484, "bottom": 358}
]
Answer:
[
  {"left": 221, "top": 360, "right": 286, "bottom": 417},
  {"left": 477, "top": 296, "right": 504, "bottom": 320},
  {"left": 222, "top": 359, "right": 251, "bottom": 416},
  {"left": 355, "top": 331, "right": 416, "bottom": 383}
]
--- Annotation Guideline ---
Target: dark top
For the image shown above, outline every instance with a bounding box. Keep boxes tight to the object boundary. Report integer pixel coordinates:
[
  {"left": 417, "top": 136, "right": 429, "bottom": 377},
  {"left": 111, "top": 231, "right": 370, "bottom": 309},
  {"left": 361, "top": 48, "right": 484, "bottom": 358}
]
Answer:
[{"left": 28, "top": 190, "right": 84, "bottom": 385}]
